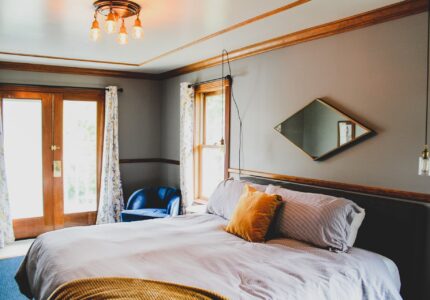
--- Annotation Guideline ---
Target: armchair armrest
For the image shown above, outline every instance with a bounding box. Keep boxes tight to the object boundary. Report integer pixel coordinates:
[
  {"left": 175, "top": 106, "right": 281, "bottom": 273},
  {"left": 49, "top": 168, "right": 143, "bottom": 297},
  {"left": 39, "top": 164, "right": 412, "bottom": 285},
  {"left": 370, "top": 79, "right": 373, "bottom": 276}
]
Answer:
[
  {"left": 167, "top": 196, "right": 181, "bottom": 216},
  {"left": 126, "top": 189, "right": 149, "bottom": 210}
]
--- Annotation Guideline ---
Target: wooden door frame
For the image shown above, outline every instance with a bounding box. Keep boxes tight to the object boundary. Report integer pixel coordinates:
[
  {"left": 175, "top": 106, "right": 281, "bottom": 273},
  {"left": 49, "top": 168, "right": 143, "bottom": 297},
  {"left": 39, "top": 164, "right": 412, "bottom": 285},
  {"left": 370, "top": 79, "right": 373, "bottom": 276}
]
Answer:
[
  {"left": 0, "top": 91, "right": 55, "bottom": 238},
  {"left": 0, "top": 85, "right": 105, "bottom": 238}
]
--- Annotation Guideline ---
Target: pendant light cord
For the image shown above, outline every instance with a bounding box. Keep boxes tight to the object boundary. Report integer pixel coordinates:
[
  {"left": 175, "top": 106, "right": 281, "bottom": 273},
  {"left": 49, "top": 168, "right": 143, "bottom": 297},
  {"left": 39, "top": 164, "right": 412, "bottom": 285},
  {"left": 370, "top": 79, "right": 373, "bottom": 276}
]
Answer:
[
  {"left": 222, "top": 49, "right": 243, "bottom": 177},
  {"left": 221, "top": 51, "right": 225, "bottom": 144},
  {"left": 426, "top": 0, "right": 430, "bottom": 145}
]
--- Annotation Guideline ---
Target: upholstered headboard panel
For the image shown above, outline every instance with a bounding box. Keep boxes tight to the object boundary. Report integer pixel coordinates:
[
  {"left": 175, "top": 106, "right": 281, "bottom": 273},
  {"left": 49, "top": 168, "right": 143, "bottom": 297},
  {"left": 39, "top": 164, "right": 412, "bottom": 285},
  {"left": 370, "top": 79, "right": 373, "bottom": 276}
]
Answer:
[{"left": 241, "top": 175, "right": 430, "bottom": 300}]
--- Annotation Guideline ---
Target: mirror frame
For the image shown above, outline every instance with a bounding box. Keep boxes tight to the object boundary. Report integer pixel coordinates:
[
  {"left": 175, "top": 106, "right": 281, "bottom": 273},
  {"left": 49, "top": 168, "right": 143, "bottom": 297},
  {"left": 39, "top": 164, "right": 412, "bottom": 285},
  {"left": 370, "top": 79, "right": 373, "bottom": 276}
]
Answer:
[{"left": 274, "top": 98, "right": 375, "bottom": 161}]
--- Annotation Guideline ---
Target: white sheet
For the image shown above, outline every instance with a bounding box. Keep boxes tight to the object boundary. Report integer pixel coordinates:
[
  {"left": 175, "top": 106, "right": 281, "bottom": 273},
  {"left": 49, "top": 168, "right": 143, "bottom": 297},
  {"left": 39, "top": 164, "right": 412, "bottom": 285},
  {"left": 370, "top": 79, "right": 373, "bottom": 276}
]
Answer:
[{"left": 17, "top": 214, "right": 401, "bottom": 300}]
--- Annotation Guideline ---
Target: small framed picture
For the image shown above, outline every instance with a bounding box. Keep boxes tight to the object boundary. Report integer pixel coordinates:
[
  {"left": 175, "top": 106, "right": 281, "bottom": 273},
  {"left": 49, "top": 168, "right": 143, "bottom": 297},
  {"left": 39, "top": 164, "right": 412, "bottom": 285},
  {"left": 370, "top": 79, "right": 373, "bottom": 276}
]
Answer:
[{"left": 338, "top": 121, "right": 356, "bottom": 147}]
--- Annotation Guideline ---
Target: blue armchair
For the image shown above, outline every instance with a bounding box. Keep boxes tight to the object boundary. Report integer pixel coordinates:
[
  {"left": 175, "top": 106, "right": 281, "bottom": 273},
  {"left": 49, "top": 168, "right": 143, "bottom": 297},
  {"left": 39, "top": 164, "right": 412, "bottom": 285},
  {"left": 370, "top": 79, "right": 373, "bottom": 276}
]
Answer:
[{"left": 121, "top": 187, "right": 182, "bottom": 222}]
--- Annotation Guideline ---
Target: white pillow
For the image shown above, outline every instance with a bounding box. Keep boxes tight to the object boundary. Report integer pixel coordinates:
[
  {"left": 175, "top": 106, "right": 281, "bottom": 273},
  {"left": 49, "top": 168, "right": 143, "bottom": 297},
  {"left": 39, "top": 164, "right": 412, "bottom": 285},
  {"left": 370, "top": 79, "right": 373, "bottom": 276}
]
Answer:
[
  {"left": 265, "top": 184, "right": 365, "bottom": 252},
  {"left": 207, "top": 179, "right": 266, "bottom": 220}
]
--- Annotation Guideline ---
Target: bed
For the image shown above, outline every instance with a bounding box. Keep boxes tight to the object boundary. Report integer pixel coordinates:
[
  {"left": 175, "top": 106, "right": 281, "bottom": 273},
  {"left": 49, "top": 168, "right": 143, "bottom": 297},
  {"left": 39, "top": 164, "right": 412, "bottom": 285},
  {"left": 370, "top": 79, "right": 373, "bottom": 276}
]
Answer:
[
  {"left": 16, "top": 176, "right": 430, "bottom": 300},
  {"left": 17, "top": 214, "right": 400, "bottom": 300}
]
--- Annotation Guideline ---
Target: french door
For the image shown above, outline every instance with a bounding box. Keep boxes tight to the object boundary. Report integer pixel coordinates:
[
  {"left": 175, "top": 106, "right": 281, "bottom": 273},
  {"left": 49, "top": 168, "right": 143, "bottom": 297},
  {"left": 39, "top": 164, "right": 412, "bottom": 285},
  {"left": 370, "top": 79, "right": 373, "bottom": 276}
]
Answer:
[{"left": 0, "top": 86, "right": 104, "bottom": 239}]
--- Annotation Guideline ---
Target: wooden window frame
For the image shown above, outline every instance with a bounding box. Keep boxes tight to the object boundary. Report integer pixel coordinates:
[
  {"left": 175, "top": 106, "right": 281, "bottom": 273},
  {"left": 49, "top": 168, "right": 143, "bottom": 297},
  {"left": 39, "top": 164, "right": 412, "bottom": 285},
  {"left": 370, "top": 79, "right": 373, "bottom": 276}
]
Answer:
[
  {"left": 0, "top": 85, "right": 105, "bottom": 238},
  {"left": 193, "top": 79, "right": 231, "bottom": 203}
]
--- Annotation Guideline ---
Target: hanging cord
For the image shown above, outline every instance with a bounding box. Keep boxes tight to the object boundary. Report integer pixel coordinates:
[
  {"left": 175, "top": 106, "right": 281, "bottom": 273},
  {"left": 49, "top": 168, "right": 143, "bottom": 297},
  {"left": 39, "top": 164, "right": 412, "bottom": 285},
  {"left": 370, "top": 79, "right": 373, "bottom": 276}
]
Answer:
[
  {"left": 221, "top": 51, "right": 225, "bottom": 145},
  {"left": 222, "top": 49, "right": 243, "bottom": 177},
  {"left": 425, "top": 0, "right": 430, "bottom": 146}
]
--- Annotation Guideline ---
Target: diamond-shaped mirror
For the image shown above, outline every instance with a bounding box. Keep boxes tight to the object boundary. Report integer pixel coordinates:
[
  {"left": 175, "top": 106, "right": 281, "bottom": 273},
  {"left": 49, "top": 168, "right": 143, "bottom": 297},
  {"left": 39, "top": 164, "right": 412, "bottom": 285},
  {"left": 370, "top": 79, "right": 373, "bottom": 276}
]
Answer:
[{"left": 275, "top": 99, "right": 374, "bottom": 160}]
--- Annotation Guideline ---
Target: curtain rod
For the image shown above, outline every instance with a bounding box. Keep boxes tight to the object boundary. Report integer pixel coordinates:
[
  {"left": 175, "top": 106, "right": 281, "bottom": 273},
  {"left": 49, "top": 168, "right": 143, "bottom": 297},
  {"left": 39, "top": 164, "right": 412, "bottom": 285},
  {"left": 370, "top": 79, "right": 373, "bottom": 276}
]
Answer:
[
  {"left": 188, "top": 75, "right": 232, "bottom": 88},
  {"left": 0, "top": 83, "right": 124, "bottom": 92}
]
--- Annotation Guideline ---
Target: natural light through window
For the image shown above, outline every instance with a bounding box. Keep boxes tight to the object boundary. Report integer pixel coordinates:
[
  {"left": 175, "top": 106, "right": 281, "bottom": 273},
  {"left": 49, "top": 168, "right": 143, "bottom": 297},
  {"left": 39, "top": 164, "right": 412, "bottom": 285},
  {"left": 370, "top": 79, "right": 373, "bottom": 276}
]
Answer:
[
  {"left": 63, "top": 100, "right": 97, "bottom": 213},
  {"left": 3, "top": 99, "right": 44, "bottom": 219},
  {"left": 195, "top": 88, "right": 227, "bottom": 201}
]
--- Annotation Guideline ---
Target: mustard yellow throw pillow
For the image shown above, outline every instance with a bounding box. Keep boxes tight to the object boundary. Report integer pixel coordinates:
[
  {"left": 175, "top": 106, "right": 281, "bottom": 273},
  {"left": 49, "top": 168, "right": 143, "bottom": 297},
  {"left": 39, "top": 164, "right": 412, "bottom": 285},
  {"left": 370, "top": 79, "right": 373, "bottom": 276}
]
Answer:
[{"left": 225, "top": 185, "right": 282, "bottom": 242}]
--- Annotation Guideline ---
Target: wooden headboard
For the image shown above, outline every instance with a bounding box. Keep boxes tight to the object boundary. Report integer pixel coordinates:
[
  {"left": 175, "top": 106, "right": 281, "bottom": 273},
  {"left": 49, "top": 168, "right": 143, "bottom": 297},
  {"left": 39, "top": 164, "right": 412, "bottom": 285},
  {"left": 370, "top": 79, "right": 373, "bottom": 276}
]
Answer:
[{"left": 240, "top": 175, "right": 430, "bottom": 300}]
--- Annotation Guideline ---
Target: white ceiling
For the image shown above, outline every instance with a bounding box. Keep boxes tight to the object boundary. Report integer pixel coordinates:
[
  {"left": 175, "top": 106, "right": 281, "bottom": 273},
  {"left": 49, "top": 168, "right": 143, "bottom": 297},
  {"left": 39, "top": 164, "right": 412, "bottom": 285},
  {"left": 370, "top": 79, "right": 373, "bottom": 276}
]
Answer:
[{"left": 0, "top": 0, "right": 401, "bottom": 74}]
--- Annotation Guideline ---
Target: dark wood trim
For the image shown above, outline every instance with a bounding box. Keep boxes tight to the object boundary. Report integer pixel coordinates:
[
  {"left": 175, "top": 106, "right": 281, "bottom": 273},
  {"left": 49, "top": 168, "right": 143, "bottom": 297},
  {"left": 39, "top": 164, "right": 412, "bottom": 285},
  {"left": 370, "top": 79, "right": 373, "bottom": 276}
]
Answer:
[
  {"left": 0, "top": 51, "right": 138, "bottom": 66},
  {"left": 119, "top": 158, "right": 180, "bottom": 165},
  {"left": 160, "top": 0, "right": 427, "bottom": 79},
  {"left": 0, "top": 84, "right": 105, "bottom": 96},
  {"left": 228, "top": 168, "right": 430, "bottom": 204},
  {"left": 0, "top": 62, "right": 159, "bottom": 80},
  {"left": 194, "top": 78, "right": 231, "bottom": 93},
  {"left": 64, "top": 211, "right": 97, "bottom": 227}
]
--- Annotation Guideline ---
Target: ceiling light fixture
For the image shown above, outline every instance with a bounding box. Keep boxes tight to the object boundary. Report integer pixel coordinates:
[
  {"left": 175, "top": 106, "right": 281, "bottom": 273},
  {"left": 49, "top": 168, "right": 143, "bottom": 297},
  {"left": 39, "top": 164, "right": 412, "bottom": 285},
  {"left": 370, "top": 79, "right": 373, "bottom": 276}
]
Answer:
[
  {"left": 91, "top": 0, "right": 143, "bottom": 45},
  {"left": 90, "top": 13, "right": 101, "bottom": 41}
]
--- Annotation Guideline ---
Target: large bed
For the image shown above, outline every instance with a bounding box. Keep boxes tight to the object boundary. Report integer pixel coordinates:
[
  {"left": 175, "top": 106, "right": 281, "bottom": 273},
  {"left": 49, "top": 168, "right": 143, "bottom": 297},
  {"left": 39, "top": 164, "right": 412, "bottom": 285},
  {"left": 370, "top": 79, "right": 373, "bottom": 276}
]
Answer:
[
  {"left": 18, "top": 214, "right": 400, "bottom": 300},
  {"left": 16, "top": 176, "right": 430, "bottom": 300}
]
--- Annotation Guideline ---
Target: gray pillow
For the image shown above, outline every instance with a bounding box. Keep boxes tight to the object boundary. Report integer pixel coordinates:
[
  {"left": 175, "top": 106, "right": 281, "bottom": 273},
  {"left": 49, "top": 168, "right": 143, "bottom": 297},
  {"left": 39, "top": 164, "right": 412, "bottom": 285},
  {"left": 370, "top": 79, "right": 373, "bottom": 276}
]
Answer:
[
  {"left": 265, "top": 184, "right": 365, "bottom": 252},
  {"left": 207, "top": 179, "right": 266, "bottom": 220}
]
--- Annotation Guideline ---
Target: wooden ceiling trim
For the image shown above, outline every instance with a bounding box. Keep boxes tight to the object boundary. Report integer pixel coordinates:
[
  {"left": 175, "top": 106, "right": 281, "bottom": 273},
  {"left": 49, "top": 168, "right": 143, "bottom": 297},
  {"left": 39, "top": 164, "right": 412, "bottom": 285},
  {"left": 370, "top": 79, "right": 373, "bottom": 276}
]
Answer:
[
  {"left": 137, "top": 0, "right": 310, "bottom": 67},
  {"left": 0, "top": 0, "right": 309, "bottom": 70},
  {"left": 0, "top": 0, "right": 425, "bottom": 80},
  {"left": 159, "top": 0, "right": 427, "bottom": 79},
  {"left": 0, "top": 51, "right": 138, "bottom": 67},
  {"left": 0, "top": 61, "right": 160, "bottom": 80}
]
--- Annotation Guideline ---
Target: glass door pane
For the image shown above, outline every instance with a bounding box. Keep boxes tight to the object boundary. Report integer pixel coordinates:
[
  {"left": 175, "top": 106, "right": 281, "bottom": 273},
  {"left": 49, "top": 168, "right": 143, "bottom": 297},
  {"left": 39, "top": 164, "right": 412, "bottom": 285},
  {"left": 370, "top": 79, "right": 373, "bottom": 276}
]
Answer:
[
  {"left": 63, "top": 100, "right": 98, "bottom": 213},
  {"left": 3, "top": 99, "right": 44, "bottom": 219}
]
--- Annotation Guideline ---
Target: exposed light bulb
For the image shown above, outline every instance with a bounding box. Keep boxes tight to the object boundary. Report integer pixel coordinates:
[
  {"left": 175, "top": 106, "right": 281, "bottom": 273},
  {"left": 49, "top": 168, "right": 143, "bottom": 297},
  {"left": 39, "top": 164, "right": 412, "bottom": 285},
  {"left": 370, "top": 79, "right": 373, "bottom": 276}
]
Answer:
[
  {"left": 419, "top": 146, "right": 430, "bottom": 176},
  {"left": 105, "top": 11, "right": 116, "bottom": 34},
  {"left": 117, "top": 19, "right": 128, "bottom": 45},
  {"left": 132, "top": 17, "right": 143, "bottom": 39},
  {"left": 89, "top": 19, "right": 101, "bottom": 41}
]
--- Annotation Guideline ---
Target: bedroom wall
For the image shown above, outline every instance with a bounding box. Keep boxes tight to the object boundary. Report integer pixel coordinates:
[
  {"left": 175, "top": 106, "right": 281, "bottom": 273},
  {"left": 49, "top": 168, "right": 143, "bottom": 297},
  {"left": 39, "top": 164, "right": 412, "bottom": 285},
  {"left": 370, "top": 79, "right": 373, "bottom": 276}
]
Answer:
[
  {"left": 159, "top": 12, "right": 430, "bottom": 195},
  {"left": 0, "top": 70, "right": 162, "bottom": 198}
]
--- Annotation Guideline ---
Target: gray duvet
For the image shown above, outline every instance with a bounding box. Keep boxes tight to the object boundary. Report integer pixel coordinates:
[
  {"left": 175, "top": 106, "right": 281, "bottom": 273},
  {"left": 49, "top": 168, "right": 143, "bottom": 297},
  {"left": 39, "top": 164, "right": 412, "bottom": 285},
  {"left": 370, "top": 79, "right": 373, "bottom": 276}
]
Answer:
[{"left": 16, "top": 214, "right": 401, "bottom": 300}]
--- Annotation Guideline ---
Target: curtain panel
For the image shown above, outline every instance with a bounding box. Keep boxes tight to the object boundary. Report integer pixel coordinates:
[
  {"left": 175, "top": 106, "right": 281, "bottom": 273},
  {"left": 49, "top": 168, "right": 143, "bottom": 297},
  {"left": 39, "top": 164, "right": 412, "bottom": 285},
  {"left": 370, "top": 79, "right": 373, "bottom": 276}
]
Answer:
[
  {"left": 179, "top": 83, "right": 195, "bottom": 211},
  {"left": 96, "top": 86, "right": 124, "bottom": 224},
  {"left": 0, "top": 104, "right": 14, "bottom": 248}
]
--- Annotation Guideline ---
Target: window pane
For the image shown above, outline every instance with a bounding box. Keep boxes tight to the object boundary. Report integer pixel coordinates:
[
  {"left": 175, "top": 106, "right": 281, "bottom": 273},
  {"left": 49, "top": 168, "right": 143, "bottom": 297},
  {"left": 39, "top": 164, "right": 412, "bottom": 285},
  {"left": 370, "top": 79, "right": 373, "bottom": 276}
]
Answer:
[
  {"left": 205, "top": 94, "right": 223, "bottom": 145},
  {"left": 63, "top": 101, "right": 97, "bottom": 213},
  {"left": 201, "top": 147, "right": 224, "bottom": 198},
  {"left": 3, "top": 99, "right": 44, "bottom": 219}
]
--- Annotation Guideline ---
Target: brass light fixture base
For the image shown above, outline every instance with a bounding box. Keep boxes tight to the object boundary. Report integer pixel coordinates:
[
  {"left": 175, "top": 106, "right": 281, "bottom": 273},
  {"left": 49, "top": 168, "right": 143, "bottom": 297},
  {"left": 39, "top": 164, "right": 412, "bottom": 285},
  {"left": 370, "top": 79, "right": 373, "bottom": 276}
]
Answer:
[{"left": 93, "top": 0, "right": 141, "bottom": 19}]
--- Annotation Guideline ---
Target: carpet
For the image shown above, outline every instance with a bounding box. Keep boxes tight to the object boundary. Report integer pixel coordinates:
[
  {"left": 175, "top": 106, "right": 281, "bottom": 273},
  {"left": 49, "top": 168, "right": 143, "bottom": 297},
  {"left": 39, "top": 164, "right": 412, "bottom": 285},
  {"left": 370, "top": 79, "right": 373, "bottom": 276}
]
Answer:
[{"left": 0, "top": 256, "right": 27, "bottom": 300}]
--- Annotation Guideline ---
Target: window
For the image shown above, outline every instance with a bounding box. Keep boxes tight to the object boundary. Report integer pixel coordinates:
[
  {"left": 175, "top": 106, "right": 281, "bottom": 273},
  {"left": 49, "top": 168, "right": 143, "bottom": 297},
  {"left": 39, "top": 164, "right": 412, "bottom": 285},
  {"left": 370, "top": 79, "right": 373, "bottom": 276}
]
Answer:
[{"left": 194, "top": 80, "right": 230, "bottom": 202}]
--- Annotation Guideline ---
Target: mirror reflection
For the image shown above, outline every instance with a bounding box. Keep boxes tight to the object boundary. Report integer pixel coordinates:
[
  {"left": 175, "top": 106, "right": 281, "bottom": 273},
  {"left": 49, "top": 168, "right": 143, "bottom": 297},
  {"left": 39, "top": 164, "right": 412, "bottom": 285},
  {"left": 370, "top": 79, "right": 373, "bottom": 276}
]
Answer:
[{"left": 274, "top": 99, "right": 372, "bottom": 160}]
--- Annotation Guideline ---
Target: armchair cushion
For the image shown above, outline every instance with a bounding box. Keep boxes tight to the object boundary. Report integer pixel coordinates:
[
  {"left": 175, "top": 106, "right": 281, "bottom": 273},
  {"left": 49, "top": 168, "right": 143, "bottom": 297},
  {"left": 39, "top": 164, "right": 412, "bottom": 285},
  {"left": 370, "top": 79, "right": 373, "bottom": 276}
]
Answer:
[
  {"left": 121, "top": 209, "right": 168, "bottom": 222},
  {"left": 121, "top": 186, "right": 182, "bottom": 222}
]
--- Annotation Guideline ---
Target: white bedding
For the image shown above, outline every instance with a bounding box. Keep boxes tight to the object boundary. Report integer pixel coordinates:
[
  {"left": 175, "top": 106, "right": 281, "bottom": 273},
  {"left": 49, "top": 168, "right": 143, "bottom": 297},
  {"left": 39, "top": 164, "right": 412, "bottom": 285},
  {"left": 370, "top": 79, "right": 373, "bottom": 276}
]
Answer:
[{"left": 16, "top": 214, "right": 401, "bottom": 300}]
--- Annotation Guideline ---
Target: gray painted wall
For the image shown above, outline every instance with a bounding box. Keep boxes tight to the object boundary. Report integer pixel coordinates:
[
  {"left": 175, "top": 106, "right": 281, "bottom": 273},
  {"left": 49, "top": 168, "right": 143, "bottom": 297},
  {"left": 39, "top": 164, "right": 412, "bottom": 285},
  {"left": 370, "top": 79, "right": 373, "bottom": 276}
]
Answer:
[
  {"left": 160, "top": 13, "right": 430, "bottom": 195},
  {"left": 0, "top": 70, "right": 162, "bottom": 198}
]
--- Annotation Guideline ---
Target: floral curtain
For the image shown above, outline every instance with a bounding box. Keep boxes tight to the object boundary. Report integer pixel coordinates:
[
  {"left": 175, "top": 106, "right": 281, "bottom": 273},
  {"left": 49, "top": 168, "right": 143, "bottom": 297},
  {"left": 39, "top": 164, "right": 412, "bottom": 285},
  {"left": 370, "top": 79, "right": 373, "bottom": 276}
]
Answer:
[
  {"left": 96, "top": 86, "right": 124, "bottom": 224},
  {"left": 179, "top": 83, "right": 195, "bottom": 212},
  {"left": 0, "top": 105, "right": 14, "bottom": 248}
]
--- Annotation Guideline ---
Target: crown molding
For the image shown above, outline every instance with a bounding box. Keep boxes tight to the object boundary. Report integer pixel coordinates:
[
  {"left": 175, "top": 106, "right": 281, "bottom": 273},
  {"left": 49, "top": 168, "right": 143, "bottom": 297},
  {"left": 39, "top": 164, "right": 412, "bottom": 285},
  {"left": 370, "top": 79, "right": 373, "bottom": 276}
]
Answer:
[
  {"left": 0, "top": 0, "right": 309, "bottom": 70},
  {"left": 0, "top": 61, "right": 160, "bottom": 80},
  {"left": 159, "top": 0, "right": 427, "bottom": 79},
  {"left": 137, "top": 0, "right": 309, "bottom": 67},
  {"left": 0, "top": 0, "right": 426, "bottom": 80}
]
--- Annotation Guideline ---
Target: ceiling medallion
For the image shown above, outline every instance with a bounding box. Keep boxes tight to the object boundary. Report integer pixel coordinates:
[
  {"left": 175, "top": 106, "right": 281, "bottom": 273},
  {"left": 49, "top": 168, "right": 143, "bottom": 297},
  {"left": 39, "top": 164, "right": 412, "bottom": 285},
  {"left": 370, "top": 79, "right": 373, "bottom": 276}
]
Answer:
[{"left": 90, "top": 0, "right": 143, "bottom": 45}]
